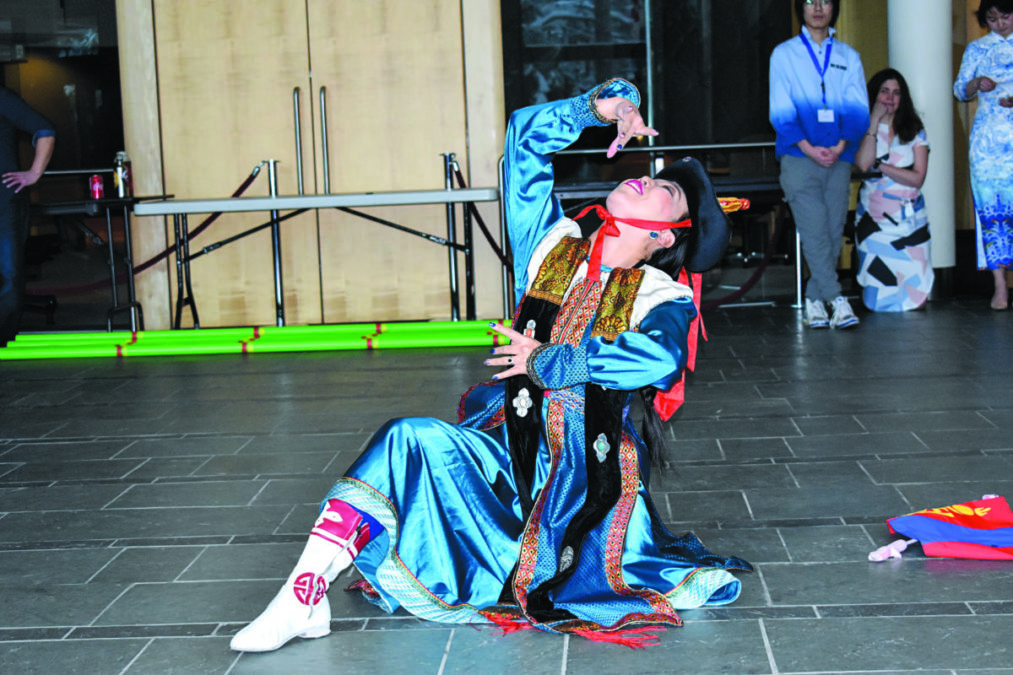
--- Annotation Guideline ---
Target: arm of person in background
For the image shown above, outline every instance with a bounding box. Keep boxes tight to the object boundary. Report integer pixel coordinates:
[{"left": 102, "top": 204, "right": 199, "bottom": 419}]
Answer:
[
  {"left": 954, "top": 41, "right": 994, "bottom": 101},
  {"left": 878, "top": 141, "right": 928, "bottom": 189},
  {"left": 854, "top": 100, "right": 890, "bottom": 172},
  {"left": 836, "top": 49, "right": 871, "bottom": 162},
  {"left": 767, "top": 56, "right": 839, "bottom": 168},
  {"left": 2, "top": 132, "right": 54, "bottom": 193},
  {"left": 769, "top": 46, "right": 810, "bottom": 155}
]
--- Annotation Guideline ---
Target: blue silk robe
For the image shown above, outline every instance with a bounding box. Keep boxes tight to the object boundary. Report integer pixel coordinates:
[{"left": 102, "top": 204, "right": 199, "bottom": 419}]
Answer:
[{"left": 326, "top": 81, "right": 750, "bottom": 633}]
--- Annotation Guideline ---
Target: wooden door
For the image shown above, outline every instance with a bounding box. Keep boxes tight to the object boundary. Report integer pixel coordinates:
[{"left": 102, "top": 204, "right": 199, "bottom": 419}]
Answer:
[
  {"left": 306, "top": 0, "right": 470, "bottom": 322},
  {"left": 154, "top": 0, "right": 322, "bottom": 326}
]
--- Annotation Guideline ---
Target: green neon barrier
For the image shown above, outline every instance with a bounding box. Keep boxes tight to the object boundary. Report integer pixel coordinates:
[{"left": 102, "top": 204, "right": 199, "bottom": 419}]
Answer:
[
  {"left": 9, "top": 334, "right": 129, "bottom": 346},
  {"left": 0, "top": 345, "right": 119, "bottom": 359},
  {"left": 120, "top": 343, "right": 246, "bottom": 357},
  {"left": 244, "top": 336, "right": 371, "bottom": 352},
  {"left": 0, "top": 319, "right": 515, "bottom": 359},
  {"left": 361, "top": 335, "right": 503, "bottom": 349}
]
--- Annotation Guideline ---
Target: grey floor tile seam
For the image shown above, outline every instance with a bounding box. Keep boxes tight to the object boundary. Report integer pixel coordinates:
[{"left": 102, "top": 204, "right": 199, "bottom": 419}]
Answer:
[
  {"left": 0, "top": 627, "right": 74, "bottom": 642},
  {"left": 86, "top": 582, "right": 140, "bottom": 629},
  {"left": 150, "top": 474, "right": 260, "bottom": 484},
  {"left": 172, "top": 545, "right": 214, "bottom": 583},
  {"left": 967, "top": 600, "right": 1013, "bottom": 615},
  {"left": 715, "top": 517, "right": 848, "bottom": 529},
  {"left": 100, "top": 485, "right": 143, "bottom": 510},
  {"left": 68, "top": 623, "right": 222, "bottom": 639},
  {"left": 118, "top": 638, "right": 158, "bottom": 675},
  {"left": 273, "top": 504, "right": 307, "bottom": 536},
  {"left": 814, "top": 602, "right": 976, "bottom": 618},
  {"left": 757, "top": 618, "right": 779, "bottom": 675},
  {"left": 84, "top": 548, "right": 128, "bottom": 584},
  {"left": 781, "top": 465, "right": 802, "bottom": 490},
  {"left": 3, "top": 478, "right": 155, "bottom": 488},
  {"left": 741, "top": 490, "right": 757, "bottom": 521},
  {"left": 0, "top": 539, "right": 118, "bottom": 552},
  {"left": 244, "top": 480, "right": 273, "bottom": 507},
  {"left": 436, "top": 629, "right": 454, "bottom": 674}
]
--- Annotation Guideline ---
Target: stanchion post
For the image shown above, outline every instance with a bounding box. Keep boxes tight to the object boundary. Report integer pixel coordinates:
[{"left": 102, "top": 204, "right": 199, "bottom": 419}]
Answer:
[
  {"left": 267, "top": 159, "right": 285, "bottom": 326},
  {"left": 442, "top": 152, "right": 461, "bottom": 321}
]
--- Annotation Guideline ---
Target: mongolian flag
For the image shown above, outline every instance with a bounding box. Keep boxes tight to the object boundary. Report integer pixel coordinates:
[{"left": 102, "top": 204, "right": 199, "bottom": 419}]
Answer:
[{"left": 886, "top": 495, "right": 1013, "bottom": 560}]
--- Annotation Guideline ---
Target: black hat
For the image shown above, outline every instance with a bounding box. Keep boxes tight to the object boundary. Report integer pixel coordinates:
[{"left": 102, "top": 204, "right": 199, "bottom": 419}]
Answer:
[{"left": 655, "top": 157, "right": 731, "bottom": 272}]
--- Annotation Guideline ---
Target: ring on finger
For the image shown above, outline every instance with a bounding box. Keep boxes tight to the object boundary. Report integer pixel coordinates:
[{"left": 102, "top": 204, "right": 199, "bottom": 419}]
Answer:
[{"left": 507, "top": 357, "right": 513, "bottom": 365}]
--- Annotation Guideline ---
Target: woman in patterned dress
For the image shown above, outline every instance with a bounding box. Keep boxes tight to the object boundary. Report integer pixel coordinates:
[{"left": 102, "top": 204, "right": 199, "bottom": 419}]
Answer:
[
  {"left": 954, "top": 0, "right": 1013, "bottom": 310},
  {"left": 854, "top": 68, "right": 932, "bottom": 311},
  {"left": 229, "top": 78, "right": 751, "bottom": 654}
]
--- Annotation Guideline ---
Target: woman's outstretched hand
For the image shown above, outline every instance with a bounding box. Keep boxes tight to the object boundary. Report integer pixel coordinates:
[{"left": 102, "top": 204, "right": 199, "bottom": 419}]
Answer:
[
  {"left": 596, "top": 96, "right": 659, "bottom": 158},
  {"left": 485, "top": 322, "right": 542, "bottom": 379}
]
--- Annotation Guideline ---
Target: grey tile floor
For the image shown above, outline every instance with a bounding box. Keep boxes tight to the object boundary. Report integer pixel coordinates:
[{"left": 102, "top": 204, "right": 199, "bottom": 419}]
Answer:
[{"left": 2, "top": 296, "right": 1013, "bottom": 674}]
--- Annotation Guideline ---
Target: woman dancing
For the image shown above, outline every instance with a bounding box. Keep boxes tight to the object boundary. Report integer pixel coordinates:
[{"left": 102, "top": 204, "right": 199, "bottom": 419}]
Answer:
[{"left": 230, "top": 77, "right": 751, "bottom": 653}]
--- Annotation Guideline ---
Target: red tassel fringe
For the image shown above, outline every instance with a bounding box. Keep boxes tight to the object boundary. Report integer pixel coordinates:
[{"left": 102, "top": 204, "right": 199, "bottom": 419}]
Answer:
[
  {"left": 483, "top": 612, "right": 537, "bottom": 635},
  {"left": 482, "top": 611, "right": 667, "bottom": 649},
  {"left": 572, "top": 625, "right": 667, "bottom": 649},
  {"left": 344, "top": 578, "right": 381, "bottom": 599}
]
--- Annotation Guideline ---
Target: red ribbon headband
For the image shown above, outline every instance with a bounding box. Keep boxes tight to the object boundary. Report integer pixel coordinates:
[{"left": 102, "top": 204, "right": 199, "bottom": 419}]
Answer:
[{"left": 574, "top": 205, "right": 691, "bottom": 282}]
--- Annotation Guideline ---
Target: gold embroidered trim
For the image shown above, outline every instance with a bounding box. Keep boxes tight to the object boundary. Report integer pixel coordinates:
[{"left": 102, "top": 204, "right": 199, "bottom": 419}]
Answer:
[
  {"left": 591, "top": 268, "right": 644, "bottom": 341},
  {"left": 527, "top": 238, "right": 589, "bottom": 304}
]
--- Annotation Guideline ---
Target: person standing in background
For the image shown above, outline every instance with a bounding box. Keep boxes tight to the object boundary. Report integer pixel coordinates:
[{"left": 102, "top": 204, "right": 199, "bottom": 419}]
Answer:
[
  {"left": 770, "top": 0, "right": 869, "bottom": 329},
  {"left": 0, "top": 86, "right": 55, "bottom": 346},
  {"left": 953, "top": 0, "right": 1013, "bottom": 311}
]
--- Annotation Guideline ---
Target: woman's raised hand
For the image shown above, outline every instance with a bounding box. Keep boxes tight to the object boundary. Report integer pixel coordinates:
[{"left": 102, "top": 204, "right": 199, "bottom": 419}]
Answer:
[
  {"left": 596, "top": 96, "right": 659, "bottom": 158},
  {"left": 870, "top": 100, "right": 892, "bottom": 127},
  {"left": 485, "top": 323, "right": 542, "bottom": 380}
]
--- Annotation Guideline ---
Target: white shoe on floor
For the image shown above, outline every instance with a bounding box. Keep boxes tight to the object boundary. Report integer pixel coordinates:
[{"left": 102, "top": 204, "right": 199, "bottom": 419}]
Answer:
[
  {"left": 830, "top": 296, "right": 860, "bottom": 329},
  {"left": 229, "top": 572, "right": 332, "bottom": 652},
  {"left": 804, "top": 298, "right": 829, "bottom": 329}
]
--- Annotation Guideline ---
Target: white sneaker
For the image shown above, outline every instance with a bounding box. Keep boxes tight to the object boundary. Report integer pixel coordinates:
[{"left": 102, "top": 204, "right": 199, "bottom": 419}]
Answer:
[
  {"left": 804, "top": 298, "right": 829, "bottom": 329},
  {"left": 229, "top": 572, "right": 332, "bottom": 652},
  {"left": 830, "top": 296, "right": 860, "bottom": 329}
]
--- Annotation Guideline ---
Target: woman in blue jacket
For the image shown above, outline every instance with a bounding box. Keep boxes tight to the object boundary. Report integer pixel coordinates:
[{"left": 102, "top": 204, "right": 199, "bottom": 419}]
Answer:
[{"left": 231, "top": 78, "right": 750, "bottom": 653}]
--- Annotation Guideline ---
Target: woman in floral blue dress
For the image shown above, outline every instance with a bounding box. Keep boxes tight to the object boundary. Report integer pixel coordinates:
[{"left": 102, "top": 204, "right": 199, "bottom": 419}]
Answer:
[{"left": 954, "top": 0, "right": 1013, "bottom": 309}]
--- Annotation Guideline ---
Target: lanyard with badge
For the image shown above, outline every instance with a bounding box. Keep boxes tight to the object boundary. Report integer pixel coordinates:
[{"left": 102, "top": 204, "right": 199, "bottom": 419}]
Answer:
[{"left": 800, "top": 32, "right": 835, "bottom": 123}]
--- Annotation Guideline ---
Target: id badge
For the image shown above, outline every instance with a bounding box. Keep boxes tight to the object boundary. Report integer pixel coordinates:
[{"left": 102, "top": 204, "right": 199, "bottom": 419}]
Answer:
[{"left": 818, "top": 108, "right": 835, "bottom": 123}]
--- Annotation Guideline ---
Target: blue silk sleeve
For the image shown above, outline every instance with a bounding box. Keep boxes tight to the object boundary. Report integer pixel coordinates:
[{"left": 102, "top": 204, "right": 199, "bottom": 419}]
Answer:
[
  {"left": 503, "top": 79, "right": 639, "bottom": 302},
  {"left": 529, "top": 298, "right": 695, "bottom": 391}
]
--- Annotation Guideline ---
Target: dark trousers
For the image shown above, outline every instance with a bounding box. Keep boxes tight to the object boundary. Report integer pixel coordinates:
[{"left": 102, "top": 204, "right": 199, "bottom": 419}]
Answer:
[{"left": 0, "top": 194, "right": 29, "bottom": 343}]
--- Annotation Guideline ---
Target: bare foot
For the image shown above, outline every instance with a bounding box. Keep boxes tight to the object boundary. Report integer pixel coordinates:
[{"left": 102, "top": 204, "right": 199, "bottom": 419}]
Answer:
[{"left": 991, "top": 287, "right": 1009, "bottom": 310}]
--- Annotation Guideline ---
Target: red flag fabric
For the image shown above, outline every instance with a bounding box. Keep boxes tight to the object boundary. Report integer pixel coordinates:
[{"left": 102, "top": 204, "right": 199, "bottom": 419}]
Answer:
[{"left": 886, "top": 496, "right": 1013, "bottom": 560}]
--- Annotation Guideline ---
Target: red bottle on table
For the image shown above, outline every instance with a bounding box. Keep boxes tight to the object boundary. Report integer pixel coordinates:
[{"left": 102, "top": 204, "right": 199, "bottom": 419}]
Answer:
[{"left": 89, "top": 174, "right": 104, "bottom": 199}]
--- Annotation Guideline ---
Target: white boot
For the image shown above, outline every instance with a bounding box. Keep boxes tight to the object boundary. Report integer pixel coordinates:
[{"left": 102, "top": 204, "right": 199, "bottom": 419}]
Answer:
[
  {"left": 230, "top": 501, "right": 368, "bottom": 653},
  {"left": 230, "top": 537, "right": 345, "bottom": 652}
]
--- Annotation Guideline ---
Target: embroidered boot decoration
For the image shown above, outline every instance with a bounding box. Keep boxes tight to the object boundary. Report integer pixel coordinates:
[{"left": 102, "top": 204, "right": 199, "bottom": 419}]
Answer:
[{"left": 292, "top": 573, "right": 328, "bottom": 606}]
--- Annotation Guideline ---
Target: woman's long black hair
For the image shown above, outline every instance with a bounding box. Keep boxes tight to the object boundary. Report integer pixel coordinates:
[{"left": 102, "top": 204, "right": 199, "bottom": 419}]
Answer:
[
  {"left": 636, "top": 219, "right": 696, "bottom": 470},
  {"left": 867, "top": 68, "right": 924, "bottom": 145}
]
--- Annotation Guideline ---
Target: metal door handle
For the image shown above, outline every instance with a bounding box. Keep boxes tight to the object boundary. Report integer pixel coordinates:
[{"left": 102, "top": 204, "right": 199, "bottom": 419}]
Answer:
[
  {"left": 293, "top": 87, "right": 304, "bottom": 195},
  {"left": 319, "top": 86, "right": 330, "bottom": 194}
]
